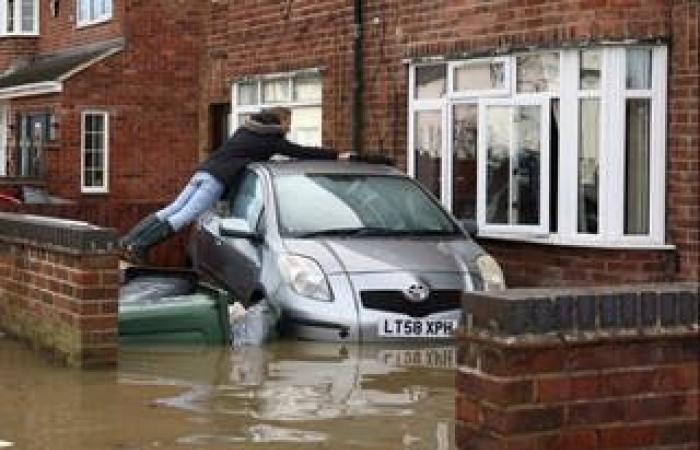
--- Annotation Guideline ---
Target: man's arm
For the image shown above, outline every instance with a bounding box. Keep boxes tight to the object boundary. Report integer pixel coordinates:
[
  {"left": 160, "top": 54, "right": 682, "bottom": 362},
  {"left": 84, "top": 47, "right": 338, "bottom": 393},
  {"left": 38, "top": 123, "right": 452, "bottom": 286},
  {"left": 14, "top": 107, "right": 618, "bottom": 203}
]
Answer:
[{"left": 274, "top": 139, "right": 339, "bottom": 160}]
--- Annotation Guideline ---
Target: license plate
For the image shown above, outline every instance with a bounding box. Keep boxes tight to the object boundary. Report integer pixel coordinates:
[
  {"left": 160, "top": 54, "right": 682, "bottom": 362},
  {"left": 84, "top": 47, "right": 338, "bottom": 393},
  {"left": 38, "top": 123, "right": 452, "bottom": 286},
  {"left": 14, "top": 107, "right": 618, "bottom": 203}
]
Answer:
[
  {"left": 378, "top": 347, "right": 456, "bottom": 369},
  {"left": 378, "top": 317, "right": 458, "bottom": 338}
]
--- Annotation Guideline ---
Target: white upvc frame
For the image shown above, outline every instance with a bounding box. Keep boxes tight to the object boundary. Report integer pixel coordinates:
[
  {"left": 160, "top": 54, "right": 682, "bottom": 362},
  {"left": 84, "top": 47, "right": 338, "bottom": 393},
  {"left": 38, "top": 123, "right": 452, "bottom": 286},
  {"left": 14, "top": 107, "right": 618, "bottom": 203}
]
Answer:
[
  {"left": 407, "top": 45, "right": 668, "bottom": 248},
  {"left": 76, "top": 0, "right": 112, "bottom": 28},
  {"left": 476, "top": 96, "right": 550, "bottom": 236},
  {"left": 231, "top": 70, "right": 323, "bottom": 137},
  {"left": 80, "top": 110, "right": 109, "bottom": 194},
  {"left": 0, "top": 102, "right": 7, "bottom": 176},
  {"left": 0, "top": 0, "right": 39, "bottom": 36}
]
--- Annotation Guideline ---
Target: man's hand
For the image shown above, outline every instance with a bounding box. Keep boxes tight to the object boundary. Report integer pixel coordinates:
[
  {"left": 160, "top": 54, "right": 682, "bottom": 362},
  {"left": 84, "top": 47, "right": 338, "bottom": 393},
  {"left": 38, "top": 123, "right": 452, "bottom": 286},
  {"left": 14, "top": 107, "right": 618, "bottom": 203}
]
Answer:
[{"left": 338, "top": 151, "right": 357, "bottom": 160}]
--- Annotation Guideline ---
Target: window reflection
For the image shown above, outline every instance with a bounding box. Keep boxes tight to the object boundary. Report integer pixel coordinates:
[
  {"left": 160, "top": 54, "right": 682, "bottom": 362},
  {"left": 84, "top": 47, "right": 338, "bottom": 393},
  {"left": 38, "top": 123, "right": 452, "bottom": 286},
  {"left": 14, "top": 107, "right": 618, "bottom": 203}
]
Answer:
[
  {"left": 414, "top": 110, "right": 442, "bottom": 199},
  {"left": 580, "top": 50, "right": 601, "bottom": 90},
  {"left": 516, "top": 53, "right": 559, "bottom": 93},
  {"left": 578, "top": 99, "right": 600, "bottom": 234},
  {"left": 452, "top": 104, "right": 478, "bottom": 220},
  {"left": 626, "top": 49, "right": 652, "bottom": 90},
  {"left": 513, "top": 105, "right": 541, "bottom": 225},
  {"left": 625, "top": 99, "right": 651, "bottom": 235},
  {"left": 486, "top": 106, "right": 510, "bottom": 224},
  {"left": 415, "top": 65, "right": 446, "bottom": 99},
  {"left": 454, "top": 60, "right": 505, "bottom": 92}
]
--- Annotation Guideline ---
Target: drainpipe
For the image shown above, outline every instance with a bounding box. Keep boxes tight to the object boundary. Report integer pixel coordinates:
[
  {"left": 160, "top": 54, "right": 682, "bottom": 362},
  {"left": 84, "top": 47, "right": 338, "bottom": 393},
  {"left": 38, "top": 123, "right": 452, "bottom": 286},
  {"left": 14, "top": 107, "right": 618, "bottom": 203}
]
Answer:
[{"left": 351, "top": 0, "right": 364, "bottom": 153}]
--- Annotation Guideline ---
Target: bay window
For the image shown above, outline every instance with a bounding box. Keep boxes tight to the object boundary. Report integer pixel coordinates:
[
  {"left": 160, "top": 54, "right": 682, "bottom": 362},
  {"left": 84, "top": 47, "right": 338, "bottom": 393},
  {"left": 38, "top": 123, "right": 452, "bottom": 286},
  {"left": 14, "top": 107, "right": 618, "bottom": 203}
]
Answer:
[
  {"left": 232, "top": 71, "right": 323, "bottom": 146},
  {"left": 408, "top": 46, "right": 667, "bottom": 247},
  {"left": 0, "top": 0, "right": 38, "bottom": 35}
]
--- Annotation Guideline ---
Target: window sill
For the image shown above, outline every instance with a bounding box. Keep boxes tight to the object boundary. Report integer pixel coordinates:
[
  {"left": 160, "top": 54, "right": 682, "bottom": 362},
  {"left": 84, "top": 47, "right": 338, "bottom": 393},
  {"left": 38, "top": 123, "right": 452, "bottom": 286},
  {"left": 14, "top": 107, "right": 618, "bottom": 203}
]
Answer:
[
  {"left": 81, "top": 189, "right": 109, "bottom": 195},
  {"left": 0, "top": 33, "right": 39, "bottom": 38},
  {"left": 76, "top": 16, "right": 112, "bottom": 29},
  {"left": 475, "top": 232, "right": 676, "bottom": 251}
]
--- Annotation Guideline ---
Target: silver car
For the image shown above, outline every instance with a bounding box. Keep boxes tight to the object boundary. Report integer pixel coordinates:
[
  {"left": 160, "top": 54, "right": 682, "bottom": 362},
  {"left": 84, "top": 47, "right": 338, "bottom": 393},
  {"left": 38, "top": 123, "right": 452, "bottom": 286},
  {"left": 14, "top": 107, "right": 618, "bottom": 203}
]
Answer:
[{"left": 188, "top": 161, "right": 505, "bottom": 342}]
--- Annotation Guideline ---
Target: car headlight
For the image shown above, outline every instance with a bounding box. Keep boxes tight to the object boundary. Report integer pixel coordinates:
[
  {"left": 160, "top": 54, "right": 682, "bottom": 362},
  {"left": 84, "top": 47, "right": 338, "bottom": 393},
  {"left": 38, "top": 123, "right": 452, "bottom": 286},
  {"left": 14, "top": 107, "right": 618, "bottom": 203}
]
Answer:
[
  {"left": 279, "top": 254, "right": 332, "bottom": 302},
  {"left": 476, "top": 254, "right": 506, "bottom": 291}
]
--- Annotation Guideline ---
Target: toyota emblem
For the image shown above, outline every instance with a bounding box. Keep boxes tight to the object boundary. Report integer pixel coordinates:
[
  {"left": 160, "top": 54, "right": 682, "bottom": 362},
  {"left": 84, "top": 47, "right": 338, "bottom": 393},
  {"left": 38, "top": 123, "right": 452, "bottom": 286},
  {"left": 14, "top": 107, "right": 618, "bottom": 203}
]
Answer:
[{"left": 403, "top": 282, "right": 430, "bottom": 303}]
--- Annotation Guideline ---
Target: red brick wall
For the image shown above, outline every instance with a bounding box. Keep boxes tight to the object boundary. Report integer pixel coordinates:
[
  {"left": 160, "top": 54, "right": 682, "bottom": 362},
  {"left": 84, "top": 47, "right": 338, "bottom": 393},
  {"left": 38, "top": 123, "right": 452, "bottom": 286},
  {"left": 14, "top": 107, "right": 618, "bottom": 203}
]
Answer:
[
  {"left": 667, "top": 1, "right": 699, "bottom": 282},
  {"left": 204, "top": 0, "right": 698, "bottom": 285},
  {"left": 458, "top": 285, "right": 700, "bottom": 449},
  {"left": 0, "top": 38, "right": 38, "bottom": 69},
  {"left": 36, "top": 0, "right": 123, "bottom": 53},
  {"left": 0, "top": 214, "right": 119, "bottom": 367}
]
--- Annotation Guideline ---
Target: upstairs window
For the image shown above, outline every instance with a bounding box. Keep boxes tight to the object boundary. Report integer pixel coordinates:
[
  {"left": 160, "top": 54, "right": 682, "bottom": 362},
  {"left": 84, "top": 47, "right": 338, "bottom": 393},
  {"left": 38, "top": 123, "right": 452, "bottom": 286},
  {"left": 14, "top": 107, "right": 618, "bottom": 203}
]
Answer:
[
  {"left": 408, "top": 46, "right": 667, "bottom": 248},
  {"left": 77, "top": 0, "right": 112, "bottom": 27},
  {"left": 232, "top": 71, "right": 323, "bottom": 146},
  {"left": 0, "top": 0, "right": 38, "bottom": 35}
]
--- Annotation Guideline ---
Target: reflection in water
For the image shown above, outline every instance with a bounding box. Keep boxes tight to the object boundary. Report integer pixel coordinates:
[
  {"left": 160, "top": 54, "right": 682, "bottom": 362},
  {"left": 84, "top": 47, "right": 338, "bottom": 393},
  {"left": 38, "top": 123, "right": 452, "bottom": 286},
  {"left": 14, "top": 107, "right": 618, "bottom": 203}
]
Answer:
[{"left": 0, "top": 338, "right": 456, "bottom": 449}]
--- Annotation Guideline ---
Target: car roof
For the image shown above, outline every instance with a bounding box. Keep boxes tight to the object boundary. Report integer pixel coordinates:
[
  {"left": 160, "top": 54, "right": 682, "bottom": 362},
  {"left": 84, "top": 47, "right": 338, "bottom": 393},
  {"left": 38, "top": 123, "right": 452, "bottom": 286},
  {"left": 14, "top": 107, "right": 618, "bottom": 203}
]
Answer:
[{"left": 252, "top": 160, "right": 405, "bottom": 177}]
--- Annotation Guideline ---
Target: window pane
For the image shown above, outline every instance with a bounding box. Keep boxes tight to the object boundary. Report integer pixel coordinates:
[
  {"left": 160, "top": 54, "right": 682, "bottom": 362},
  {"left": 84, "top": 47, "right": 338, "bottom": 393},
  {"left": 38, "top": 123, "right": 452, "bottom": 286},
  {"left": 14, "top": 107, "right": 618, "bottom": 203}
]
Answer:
[
  {"left": 262, "top": 78, "right": 290, "bottom": 103},
  {"left": 516, "top": 53, "right": 559, "bottom": 93},
  {"left": 627, "top": 49, "right": 652, "bottom": 90},
  {"left": 21, "top": 0, "right": 34, "bottom": 32},
  {"left": 415, "top": 65, "right": 446, "bottom": 99},
  {"left": 414, "top": 110, "right": 442, "bottom": 199},
  {"left": 550, "top": 99, "right": 560, "bottom": 233},
  {"left": 7, "top": 0, "right": 15, "bottom": 32},
  {"left": 625, "top": 99, "right": 651, "bottom": 235},
  {"left": 486, "top": 106, "right": 510, "bottom": 224},
  {"left": 237, "top": 82, "right": 258, "bottom": 105},
  {"left": 452, "top": 104, "right": 478, "bottom": 220},
  {"left": 513, "top": 105, "right": 541, "bottom": 225},
  {"left": 290, "top": 106, "right": 322, "bottom": 146},
  {"left": 293, "top": 75, "right": 322, "bottom": 102},
  {"left": 578, "top": 99, "right": 600, "bottom": 234},
  {"left": 454, "top": 60, "right": 505, "bottom": 92},
  {"left": 580, "top": 50, "right": 601, "bottom": 90}
]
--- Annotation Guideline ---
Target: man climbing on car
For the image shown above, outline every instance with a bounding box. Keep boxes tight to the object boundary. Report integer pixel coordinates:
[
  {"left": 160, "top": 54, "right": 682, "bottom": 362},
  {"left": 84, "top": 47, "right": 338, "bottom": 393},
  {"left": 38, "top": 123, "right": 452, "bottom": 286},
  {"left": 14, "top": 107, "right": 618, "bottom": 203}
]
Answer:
[{"left": 119, "top": 106, "right": 387, "bottom": 263}]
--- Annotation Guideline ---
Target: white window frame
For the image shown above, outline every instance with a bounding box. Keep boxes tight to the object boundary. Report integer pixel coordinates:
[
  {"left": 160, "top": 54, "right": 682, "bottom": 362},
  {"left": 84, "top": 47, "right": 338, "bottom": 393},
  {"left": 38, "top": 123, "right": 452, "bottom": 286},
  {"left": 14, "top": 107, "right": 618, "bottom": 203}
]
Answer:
[
  {"left": 80, "top": 110, "right": 109, "bottom": 194},
  {"left": 231, "top": 69, "right": 323, "bottom": 144},
  {"left": 76, "top": 0, "right": 112, "bottom": 28},
  {"left": 476, "top": 96, "right": 550, "bottom": 236},
  {"left": 408, "top": 46, "right": 668, "bottom": 249},
  {"left": 0, "top": 0, "right": 39, "bottom": 36}
]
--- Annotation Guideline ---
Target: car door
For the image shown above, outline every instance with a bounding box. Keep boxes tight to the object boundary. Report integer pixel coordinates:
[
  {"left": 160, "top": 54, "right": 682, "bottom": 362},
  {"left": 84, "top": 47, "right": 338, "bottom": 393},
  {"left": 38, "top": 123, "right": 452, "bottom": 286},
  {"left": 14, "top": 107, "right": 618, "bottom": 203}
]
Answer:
[{"left": 210, "top": 169, "right": 265, "bottom": 300}]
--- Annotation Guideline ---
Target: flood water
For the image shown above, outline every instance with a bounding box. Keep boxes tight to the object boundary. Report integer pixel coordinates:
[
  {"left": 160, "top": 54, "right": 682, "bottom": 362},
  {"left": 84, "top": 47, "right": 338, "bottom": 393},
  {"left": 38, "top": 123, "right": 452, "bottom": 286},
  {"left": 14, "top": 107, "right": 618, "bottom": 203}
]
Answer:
[{"left": 0, "top": 335, "right": 456, "bottom": 450}]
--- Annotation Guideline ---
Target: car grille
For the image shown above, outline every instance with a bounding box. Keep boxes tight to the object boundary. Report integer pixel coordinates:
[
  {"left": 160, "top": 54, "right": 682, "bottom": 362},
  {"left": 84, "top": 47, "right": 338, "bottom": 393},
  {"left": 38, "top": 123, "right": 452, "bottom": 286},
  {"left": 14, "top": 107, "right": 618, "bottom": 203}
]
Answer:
[{"left": 360, "top": 290, "right": 461, "bottom": 318}]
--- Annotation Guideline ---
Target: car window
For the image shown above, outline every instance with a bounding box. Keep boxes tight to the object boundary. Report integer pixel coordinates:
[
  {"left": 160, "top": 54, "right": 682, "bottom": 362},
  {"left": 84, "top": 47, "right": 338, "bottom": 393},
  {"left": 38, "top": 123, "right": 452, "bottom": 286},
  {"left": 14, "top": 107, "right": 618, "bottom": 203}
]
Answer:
[
  {"left": 273, "top": 174, "right": 459, "bottom": 236},
  {"left": 230, "top": 170, "right": 264, "bottom": 228}
]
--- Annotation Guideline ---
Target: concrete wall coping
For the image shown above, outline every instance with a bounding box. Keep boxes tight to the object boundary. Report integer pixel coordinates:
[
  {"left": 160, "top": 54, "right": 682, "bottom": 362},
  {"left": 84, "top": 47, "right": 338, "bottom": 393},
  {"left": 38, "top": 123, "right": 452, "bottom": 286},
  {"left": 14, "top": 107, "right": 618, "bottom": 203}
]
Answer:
[
  {"left": 0, "top": 212, "right": 117, "bottom": 254},
  {"left": 462, "top": 283, "right": 700, "bottom": 342}
]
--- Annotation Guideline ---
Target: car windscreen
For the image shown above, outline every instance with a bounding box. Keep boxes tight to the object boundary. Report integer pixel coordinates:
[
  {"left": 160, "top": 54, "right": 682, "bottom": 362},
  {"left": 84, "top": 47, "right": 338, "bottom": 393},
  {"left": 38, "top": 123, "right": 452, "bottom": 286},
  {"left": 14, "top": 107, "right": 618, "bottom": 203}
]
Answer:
[{"left": 273, "top": 174, "right": 461, "bottom": 237}]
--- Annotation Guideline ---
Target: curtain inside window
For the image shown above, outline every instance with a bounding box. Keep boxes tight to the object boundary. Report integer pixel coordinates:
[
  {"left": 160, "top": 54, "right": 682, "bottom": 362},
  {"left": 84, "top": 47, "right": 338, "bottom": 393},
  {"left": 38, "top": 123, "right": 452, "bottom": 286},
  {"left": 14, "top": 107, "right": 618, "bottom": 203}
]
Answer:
[{"left": 625, "top": 99, "right": 651, "bottom": 235}]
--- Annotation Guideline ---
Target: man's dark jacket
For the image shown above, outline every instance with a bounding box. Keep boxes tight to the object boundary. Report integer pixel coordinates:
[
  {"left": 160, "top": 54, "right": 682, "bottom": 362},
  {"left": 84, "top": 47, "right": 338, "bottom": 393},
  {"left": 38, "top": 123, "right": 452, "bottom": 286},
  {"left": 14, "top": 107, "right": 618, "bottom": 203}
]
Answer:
[{"left": 198, "top": 122, "right": 337, "bottom": 191}]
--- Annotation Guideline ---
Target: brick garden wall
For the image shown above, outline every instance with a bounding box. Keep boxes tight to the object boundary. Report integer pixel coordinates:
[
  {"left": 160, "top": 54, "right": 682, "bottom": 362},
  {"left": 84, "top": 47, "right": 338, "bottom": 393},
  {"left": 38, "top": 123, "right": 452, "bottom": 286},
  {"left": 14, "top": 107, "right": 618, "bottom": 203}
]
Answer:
[
  {"left": 203, "top": 0, "right": 699, "bottom": 285},
  {"left": 458, "top": 284, "right": 699, "bottom": 449},
  {"left": 0, "top": 212, "right": 120, "bottom": 367}
]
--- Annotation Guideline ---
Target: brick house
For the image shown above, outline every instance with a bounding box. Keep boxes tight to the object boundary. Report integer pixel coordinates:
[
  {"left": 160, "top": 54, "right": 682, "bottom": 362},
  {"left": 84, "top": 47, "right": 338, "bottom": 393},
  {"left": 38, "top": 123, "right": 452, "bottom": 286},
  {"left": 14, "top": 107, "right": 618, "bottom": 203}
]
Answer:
[
  {"left": 201, "top": 0, "right": 699, "bottom": 287},
  {"left": 0, "top": 0, "right": 203, "bottom": 265},
  {"left": 0, "top": 0, "right": 697, "bottom": 286}
]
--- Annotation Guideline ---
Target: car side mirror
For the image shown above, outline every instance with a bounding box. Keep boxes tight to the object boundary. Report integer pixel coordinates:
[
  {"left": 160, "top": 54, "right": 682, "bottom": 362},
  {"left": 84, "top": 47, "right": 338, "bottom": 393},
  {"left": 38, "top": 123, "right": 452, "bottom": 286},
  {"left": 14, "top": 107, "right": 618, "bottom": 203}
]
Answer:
[
  {"left": 220, "top": 218, "right": 263, "bottom": 242},
  {"left": 459, "top": 219, "right": 478, "bottom": 237}
]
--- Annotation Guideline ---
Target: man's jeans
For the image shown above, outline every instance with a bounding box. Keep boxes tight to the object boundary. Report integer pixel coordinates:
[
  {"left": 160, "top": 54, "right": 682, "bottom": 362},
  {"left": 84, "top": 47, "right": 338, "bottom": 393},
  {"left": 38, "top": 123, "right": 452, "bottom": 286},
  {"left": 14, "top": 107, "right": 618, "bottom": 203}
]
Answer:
[{"left": 156, "top": 171, "right": 224, "bottom": 231}]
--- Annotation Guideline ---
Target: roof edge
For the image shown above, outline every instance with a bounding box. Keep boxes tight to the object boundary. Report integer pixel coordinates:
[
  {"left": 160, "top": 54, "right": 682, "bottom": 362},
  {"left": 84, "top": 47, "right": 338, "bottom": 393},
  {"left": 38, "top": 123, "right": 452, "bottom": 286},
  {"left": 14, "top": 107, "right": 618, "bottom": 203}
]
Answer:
[
  {"left": 0, "top": 81, "right": 62, "bottom": 100},
  {"left": 57, "top": 44, "right": 124, "bottom": 83}
]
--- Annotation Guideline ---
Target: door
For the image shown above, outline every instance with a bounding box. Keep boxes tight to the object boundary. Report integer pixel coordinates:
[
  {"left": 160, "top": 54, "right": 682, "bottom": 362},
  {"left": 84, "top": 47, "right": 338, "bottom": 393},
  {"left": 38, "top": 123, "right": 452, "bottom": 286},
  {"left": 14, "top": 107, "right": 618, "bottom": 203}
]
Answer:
[
  {"left": 203, "top": 170, "right": 265, "bottom": 301},
  {"left": 17, "top": 113, "right": 48, "bottom": 177}
]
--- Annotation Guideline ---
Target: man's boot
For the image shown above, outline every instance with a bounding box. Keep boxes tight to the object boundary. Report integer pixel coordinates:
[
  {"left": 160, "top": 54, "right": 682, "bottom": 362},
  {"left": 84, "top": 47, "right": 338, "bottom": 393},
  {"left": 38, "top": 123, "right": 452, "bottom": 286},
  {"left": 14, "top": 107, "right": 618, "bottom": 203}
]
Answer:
[
  {"left": 119, "top": 214, "right": 159, "bottom": 251},
  {"left": 121, "top": 216, "right": 175, "bottom": 265}
]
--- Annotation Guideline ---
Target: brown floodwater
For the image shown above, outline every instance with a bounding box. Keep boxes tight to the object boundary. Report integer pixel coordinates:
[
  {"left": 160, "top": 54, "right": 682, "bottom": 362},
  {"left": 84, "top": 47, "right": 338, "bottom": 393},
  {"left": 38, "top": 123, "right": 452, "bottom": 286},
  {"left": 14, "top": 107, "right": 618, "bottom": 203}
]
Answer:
[{"left": 0, "top": 334, "right": 457, "bottom": 450}]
